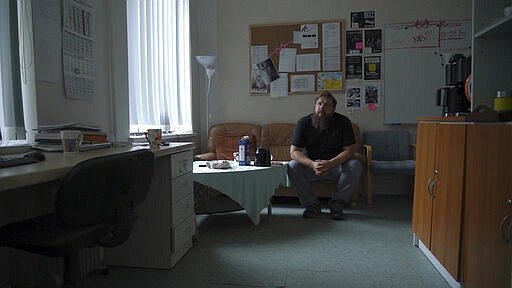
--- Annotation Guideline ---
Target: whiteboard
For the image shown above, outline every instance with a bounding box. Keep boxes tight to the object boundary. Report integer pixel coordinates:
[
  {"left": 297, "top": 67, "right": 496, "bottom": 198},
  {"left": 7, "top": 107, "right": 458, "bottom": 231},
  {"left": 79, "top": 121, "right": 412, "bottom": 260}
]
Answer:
[
  {"left": 384, "top": 47, "right": 443, "bottom": 123},
  {"left": 383, "top": 20, "right": 471, "bottom": 124}
]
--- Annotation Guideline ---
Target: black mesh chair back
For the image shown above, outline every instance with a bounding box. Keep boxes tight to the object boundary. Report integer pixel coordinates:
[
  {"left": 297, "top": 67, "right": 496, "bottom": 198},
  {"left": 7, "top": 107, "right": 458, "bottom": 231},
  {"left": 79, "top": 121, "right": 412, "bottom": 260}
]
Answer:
[
  {"left": 56, "top": 150, "right": 153, "bottom": 227},
  {"left": 0, "top": 149, "right": 154, "bottom": 287}
]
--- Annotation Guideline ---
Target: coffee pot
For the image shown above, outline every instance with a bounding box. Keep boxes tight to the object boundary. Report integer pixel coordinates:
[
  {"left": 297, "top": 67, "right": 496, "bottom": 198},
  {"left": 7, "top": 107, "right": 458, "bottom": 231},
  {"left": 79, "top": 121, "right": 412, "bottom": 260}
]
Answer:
[{"left": 254, "top": 147, "right": 271, "bottom": 167}]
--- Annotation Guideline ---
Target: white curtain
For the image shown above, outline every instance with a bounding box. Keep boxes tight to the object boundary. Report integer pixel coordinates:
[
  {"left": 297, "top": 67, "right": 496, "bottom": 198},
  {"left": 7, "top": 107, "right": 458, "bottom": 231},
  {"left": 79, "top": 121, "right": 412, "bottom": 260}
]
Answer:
[{"left": 127, "top": 0, "right": 191, "bottom": 134}]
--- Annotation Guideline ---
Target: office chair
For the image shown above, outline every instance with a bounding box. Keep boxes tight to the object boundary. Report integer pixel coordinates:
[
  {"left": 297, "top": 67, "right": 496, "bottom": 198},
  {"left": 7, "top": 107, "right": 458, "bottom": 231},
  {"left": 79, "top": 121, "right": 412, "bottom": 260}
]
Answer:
[{"left": 0, "top": 149, "right": 154, "bottom": 288}]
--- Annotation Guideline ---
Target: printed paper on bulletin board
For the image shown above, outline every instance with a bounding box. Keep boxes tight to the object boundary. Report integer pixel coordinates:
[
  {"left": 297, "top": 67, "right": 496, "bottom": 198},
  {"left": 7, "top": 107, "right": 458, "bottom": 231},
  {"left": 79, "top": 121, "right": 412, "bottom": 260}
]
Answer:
[{"left": 249, "top": 20, "right": 345, "bottom": 96}]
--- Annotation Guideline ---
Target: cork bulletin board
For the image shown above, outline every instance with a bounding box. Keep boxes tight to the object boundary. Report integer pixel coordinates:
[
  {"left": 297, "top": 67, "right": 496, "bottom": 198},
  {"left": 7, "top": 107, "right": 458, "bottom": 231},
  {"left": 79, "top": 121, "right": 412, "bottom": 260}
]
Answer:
[{"left": 249, "top": 19, "right": 346, "bottom": 96}]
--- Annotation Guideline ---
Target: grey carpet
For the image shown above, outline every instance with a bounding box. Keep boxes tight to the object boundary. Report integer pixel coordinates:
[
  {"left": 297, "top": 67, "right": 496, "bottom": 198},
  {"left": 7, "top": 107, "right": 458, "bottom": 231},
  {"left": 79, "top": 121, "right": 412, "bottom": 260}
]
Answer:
[{"left": 84, "top": 195, "right": 450, "bottom": 288}]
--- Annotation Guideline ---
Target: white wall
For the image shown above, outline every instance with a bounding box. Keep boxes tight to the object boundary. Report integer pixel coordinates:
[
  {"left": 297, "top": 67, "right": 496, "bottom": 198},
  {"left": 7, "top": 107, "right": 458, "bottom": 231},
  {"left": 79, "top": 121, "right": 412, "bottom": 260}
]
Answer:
[
  {"left": 191, "top": 0, "right": 472, "bottom": 151},
  {"left": 34, "top": 0, "right": 114, "bottom": 138},
  {"left": 30, "top": 0, "right": 472, "bottom": 151}
]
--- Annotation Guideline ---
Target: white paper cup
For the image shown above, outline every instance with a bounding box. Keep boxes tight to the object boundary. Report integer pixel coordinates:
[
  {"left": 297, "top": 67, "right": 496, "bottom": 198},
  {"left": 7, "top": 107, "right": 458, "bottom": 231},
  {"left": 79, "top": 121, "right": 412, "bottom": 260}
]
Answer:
[
  {"left": 145, "top": 129, "right": 162, "bottom": 146},
  {"left": 60, "top": 130, "right": 82, "bottom": 153}
]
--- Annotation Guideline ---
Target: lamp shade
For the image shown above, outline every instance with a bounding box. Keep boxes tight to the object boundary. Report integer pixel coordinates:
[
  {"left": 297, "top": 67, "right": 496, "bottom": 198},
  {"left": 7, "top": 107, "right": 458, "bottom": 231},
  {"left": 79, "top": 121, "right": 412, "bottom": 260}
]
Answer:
[{"left": 196, "top": 55, "right": 216, "bottom": 69}]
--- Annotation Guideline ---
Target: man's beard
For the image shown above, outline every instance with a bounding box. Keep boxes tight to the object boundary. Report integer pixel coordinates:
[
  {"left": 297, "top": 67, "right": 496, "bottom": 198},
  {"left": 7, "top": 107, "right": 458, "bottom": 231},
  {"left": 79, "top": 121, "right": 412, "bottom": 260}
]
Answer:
[{"left": 312, "top": 112, "right": 332, "bottom": 129}]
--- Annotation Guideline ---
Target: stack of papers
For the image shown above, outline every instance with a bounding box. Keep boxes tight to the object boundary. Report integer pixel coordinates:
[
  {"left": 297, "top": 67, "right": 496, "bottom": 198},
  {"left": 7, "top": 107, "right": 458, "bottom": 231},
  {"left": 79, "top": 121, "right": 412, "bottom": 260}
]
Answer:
[
  {"left": 33, "top": 122, "right": 110, "bottom": 151},
  {"left": 37, "top": 122, "right": 102, "bottom": 132},
  {"left": 33, "top": 142, "right": 112, "bottom": 152},
  {"left": 0, "top": 140, "right": 33, "bottom": 155}
]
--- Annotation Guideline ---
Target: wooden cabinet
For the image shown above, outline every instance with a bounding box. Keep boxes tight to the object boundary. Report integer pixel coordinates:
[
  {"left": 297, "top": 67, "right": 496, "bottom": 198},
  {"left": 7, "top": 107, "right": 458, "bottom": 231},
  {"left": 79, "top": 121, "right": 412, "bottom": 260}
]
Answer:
[
  {"left": 412, "top": 121, "right": 466, "bottom": 283},
  {"left": 105, "top": 148, "right": 195, "bottom": 269},
  {"left": 412, "top": 123, "right": 437, "bottom": 246},
  {"left": 462, "top": 124, "right": 512, "bottom": 287},
  {"left": 472, "top": 0, "right": 512, "bottom": 110}
]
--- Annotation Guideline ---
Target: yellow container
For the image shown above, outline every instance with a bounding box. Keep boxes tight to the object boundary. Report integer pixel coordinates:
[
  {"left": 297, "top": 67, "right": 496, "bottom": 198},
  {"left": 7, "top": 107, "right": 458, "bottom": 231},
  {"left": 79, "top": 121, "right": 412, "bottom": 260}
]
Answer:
[{"left": 494, "top": 95, "right": 512, "bottom": 112}]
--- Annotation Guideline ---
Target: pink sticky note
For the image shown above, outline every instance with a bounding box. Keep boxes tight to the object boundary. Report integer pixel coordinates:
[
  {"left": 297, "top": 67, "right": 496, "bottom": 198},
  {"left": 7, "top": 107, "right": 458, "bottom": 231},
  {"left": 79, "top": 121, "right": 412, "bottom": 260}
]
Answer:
[{"left": 368, "top": 103, "right": 376, "bottom": 111}]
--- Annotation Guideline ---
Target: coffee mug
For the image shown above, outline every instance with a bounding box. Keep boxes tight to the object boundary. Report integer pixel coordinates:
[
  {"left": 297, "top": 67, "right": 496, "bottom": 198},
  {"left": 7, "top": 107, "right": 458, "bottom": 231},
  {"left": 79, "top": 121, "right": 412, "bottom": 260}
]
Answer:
[
  {"left": 60, "top": 130, "right": 82, "bottom": 153},
  {"left": 145, "top": 129, "right": 162, "bottom": 146}
]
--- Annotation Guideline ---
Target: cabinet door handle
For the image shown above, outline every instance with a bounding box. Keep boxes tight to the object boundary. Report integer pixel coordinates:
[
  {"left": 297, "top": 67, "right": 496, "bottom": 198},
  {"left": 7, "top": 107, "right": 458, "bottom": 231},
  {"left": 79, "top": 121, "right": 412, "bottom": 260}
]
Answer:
[
  {"left": 431, "top": 178, "right": 436, "bottom": 198},
  {"left": 508, "top": 221, "right": 512, "bottom": 244},
  {"left": 427, "top": 177, "right": 434, "bottom": 197},
  {"left": 500, "top": 215, "right": 510, "bottom": 243}
]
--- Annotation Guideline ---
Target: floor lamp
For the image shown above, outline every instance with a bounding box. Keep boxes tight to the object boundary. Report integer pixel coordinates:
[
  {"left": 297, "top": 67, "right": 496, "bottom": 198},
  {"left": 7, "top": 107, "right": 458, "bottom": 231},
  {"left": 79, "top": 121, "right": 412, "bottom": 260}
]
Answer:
[{"left": 196, "top": 55, "right": 216, "bottom": 131}]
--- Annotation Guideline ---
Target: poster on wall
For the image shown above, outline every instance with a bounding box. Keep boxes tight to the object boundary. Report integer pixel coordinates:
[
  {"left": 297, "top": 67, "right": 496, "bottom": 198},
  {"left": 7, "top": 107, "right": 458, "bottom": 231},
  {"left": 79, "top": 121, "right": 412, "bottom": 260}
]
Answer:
[
  {"left": 364, "top": 56, "right": 381, "bottom": 80},
  {"left": 251, "top": 67, "right": 268, "bottom": 93},
  {"left": 345, "top": 86, "right": 362, "bottom": 109},
  {"left": 364, "top": 29, "right": 382, "bottom": 54},
  {"left": 346, "top": 56, "right": 362, "bottom": 79},
  {"left": 350, "top": 11, "right": 375, "bottom": 29},
  {"left": 251, "top": 45, "right": 269, "bottom": 94},
  {"left": 364, "top": 83, "right": 380, "bottom": 105},
  {"left": 346, "top": 30, "right": 363, "bottom": 55},
  {"left": 317, "top": 71, "right": 343, "bottom": 91},
  {"left": 256, "top": 58, "right": 280, "bottom": 85}
]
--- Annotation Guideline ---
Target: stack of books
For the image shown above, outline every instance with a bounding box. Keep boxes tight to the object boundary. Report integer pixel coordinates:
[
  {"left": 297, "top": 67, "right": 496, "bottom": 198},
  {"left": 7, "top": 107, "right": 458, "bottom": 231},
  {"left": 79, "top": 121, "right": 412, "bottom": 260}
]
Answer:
[{"left": 33, "top": 123, "right": 111, "bottom": 151}]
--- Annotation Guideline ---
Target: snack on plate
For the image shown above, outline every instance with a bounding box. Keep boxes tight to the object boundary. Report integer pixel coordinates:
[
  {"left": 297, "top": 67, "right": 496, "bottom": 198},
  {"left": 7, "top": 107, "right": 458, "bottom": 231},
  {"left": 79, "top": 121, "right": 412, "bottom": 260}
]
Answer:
[{"left": 207, "top": 160, "right": 231, "bottom": 169}]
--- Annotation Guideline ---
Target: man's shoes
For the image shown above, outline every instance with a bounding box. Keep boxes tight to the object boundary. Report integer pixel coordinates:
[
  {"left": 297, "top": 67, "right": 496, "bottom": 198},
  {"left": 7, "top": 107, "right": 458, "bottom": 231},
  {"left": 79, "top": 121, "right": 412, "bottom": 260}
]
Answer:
[
  {"left": 329, "top": 200, "right": 345, "bottom": 220},
  {"left": 302, "top": 203, "right": 321, "bottom": 218}
]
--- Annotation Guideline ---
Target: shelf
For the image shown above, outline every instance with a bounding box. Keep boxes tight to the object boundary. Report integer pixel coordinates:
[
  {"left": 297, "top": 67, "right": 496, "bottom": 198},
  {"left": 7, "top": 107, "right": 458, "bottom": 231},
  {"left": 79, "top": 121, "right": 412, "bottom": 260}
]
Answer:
[{"left": 474, "top": 14, "right": 512, "bottom": 38}]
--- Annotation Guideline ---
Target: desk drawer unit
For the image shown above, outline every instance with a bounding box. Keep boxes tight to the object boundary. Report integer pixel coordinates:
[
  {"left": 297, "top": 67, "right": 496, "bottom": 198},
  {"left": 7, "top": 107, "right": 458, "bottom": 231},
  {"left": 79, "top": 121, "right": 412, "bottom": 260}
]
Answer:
[
  {"left": 172, "top": 172, "right": 193, "bottom": 204},
  {"left": 104, "top": 148, "right": 195, "bottom": 269},
  {"left": 169, "top": 151, "right": 195, "bottom": 266},
  {"left": 171, "top": 192, "right": 194, "bottom": 227},
  {"left": 171, "top": 150, "right": 192, "bottom": 178},
  {"left": 172, "top": 214, "right": 195, "bottom": 252}
]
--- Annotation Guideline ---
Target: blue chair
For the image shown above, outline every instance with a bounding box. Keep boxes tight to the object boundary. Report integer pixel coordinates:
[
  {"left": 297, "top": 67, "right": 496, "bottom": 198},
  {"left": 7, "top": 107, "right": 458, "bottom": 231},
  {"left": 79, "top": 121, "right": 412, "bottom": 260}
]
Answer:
[{"left": 363, "top": 130, "right": 416, "bottom": 200}]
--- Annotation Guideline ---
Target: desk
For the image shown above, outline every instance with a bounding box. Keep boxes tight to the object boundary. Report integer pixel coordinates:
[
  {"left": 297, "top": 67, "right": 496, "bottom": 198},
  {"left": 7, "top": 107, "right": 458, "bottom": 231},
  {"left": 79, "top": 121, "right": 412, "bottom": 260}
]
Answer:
[
  {"left": 1, "top": 143, "right": 195, "bottom": 286},
  {"left": 0, "top": 143, "right": 191, "bottom": 192},
  {"left": 193, "top": 161, "right": 288, "bottom": 225}
]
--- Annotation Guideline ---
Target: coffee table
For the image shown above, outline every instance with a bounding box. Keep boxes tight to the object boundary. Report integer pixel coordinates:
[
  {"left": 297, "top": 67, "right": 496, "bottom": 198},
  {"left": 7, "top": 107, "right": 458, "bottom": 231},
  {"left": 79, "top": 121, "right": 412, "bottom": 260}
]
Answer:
[{"left": 193, "top": 161, "right": 288, "bottom": 225}]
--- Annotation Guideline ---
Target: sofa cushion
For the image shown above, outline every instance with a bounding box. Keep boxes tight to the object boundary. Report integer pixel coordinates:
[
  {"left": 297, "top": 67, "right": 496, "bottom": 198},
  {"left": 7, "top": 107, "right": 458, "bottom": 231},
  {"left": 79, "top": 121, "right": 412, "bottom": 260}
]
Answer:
[
  {"left": 371, "top": 160, "right": 416, "bottom": 175},
  {"left": 214, "top": 135, "right": 256, "bottom": 160},
  {"left": 363, "top": 131, "right": 410, "bottom": 161},
  {"left": 207, "top": 123, "right": 262, "bottom": 156},
  {"left": 261, "top": 123, "right": 295, "bottom": 161}
]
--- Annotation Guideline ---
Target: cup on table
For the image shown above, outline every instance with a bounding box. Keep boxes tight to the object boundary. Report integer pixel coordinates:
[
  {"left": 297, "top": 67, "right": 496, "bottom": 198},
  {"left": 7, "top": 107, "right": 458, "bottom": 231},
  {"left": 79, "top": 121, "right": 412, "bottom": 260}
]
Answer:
[
  {"left": 60, "top": 130, "right": 82, "bottom": 153},
  {"left": 233, "top": 152, "right": 239, "bottom": 161},
  {"left": 145, "top": 129, "right": 162, "bottom": 146}
]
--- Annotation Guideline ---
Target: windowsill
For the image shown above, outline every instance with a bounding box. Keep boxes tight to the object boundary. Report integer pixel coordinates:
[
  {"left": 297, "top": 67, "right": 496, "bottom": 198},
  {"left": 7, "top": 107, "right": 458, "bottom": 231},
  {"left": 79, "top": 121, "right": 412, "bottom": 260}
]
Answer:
[{"left": 130, "top": 132, "right": 197, "bottom": 143}]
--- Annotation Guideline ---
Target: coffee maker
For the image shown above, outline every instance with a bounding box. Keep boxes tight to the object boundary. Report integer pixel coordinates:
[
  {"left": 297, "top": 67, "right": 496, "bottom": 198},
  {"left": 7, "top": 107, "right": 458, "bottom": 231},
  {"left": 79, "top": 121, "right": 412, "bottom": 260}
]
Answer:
[{"left": 436, "top": 54, "right": 471, "bottom": 116}]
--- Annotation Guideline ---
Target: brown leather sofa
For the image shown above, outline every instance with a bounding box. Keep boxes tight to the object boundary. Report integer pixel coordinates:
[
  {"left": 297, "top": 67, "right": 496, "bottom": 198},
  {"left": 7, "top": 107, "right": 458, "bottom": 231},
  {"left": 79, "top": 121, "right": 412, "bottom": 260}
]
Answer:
[{"left": 194, "top": 122, "right": 370, "bottom": 206}]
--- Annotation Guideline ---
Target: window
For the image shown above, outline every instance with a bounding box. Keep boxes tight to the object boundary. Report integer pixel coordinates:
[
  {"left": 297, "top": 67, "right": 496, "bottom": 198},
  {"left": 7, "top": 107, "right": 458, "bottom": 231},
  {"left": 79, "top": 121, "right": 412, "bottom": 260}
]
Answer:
[
  {"left": 127, "top": 0, "right": 192, "bottom": 135},
  {"left": 0, "top": 0, "right": 24, "bottom": 140}
]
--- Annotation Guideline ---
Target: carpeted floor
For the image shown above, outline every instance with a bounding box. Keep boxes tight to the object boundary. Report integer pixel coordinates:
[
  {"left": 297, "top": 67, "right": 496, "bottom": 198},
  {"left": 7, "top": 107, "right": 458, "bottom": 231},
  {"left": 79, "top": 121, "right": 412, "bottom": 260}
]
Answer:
[{"left": 84, "top": 195, "right": 450, "bottom": 288}]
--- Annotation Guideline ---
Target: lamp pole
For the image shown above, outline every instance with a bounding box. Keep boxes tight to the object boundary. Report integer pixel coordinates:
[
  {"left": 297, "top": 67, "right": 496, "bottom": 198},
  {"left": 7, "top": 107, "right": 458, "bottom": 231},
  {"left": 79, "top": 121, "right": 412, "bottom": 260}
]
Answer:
[{"left": 196, "top": 56, "right": 216, "bottom": 132}]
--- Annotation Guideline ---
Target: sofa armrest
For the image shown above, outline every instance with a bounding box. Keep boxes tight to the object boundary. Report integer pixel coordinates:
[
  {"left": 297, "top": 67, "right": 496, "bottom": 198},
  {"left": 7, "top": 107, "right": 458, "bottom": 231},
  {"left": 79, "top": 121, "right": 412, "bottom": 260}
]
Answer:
[
  {"left": 363, "top": 144, "right": 372, "bottom": 166},
  {"left": 410, "top": 144, "right": 416, "bottom": 160},
  {"left": 194, "top": 152, "right": 216, "bottom": 161}
]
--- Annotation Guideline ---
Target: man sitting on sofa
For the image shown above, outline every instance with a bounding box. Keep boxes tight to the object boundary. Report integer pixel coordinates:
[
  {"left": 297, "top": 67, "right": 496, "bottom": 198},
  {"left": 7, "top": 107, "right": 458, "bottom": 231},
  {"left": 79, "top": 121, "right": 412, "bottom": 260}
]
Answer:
[{"left": 288, "top": 90, "right": 362, "bottom": 220}]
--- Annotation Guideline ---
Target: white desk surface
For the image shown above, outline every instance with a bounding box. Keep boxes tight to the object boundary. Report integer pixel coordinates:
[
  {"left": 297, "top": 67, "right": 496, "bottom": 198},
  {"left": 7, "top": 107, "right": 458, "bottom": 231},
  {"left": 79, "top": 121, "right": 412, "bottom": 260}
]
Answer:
[
  {"left": 193, "top": 161, "right": 288, "bottom": 225},
  {"left": 0, "top": 142, "right": 195, "bottom": 192}
]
